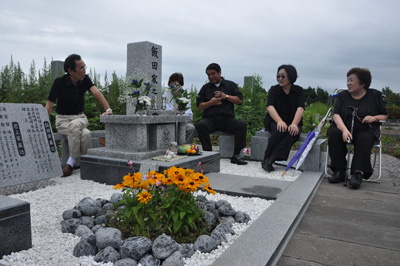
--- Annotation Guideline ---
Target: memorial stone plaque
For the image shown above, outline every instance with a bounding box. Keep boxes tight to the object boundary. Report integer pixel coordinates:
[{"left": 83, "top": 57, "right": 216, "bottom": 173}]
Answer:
[
  {"left": 0, "top": 103, "right": 62, "bottom": 194},
  {"left": 126, "top": 41, "right": 162, "bottom": 114}
]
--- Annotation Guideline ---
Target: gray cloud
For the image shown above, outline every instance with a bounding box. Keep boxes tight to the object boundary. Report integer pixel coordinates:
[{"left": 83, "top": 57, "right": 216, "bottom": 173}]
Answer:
[{"left": 1, "top": 0, "right": 399, "bottom": 93}]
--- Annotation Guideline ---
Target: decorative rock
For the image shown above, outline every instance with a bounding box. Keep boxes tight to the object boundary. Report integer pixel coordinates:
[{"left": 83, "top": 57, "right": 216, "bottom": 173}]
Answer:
[
  {"left": 95, "top": 215, "right": 107, "bottom": 225},
  {"left": 73, "top": 234, "right": 98, "bottom": 257},
  {"left": 161, "top": 250, "right": 183, "bottom": 266},
  {"left": 138, "top": 253, "right": 160, "bottom": 266},
  {"left": 210, "top": 223, "right": 236, "bottom": 245},
  {"left": 152, "top": 234, "right": 179, "bottom": 260},
  {"left": 120, "top": 236, "right": 152, "bottom": 260},
  {"left": 62, "top": 209, "right": 81, "bottom": 220},
  {"left": 234, "top": 211, "right": 251, "bottom": 224},
  {"left": 217, "top": 202, "right": 236, "bottom": 216},
  {"left": 94, "top": 246, "right": 121, "bottom": 263},
  {"left": 218, "top": 216, "right": 235, "bottom": 225},
  {"left": 75, "top": 225, "right": 94, "bottom": 238},
  {"left": 77, "top": 197, "right": 99, "bottom": 216},
  {"left": 215, "top": 199, "right": 229, "bottom": 209},
  {"left": 193, "top": 235, "right": 217, "bottom": 253},
  {"left": 91, "top": 224, "right": 103, "bottom": 233},
  {"left": 60, "top": 218, "right": 81, "bottom": 234},
  {"left": 102, "top": 202, "right": 114, "bottom": 211},
  {"left": 195, "top": 195, "right": 207, "bottom": 202},
  {"left": 114, "top": 258, "right": 138, "bottom": 266},
  {"left": 179, "top": 244, "right": 194, "bottom": 258},
  {"left": 95, "top": 227, "right": 123, "bottom": 250},
  {"left": 204, "top": 201, "right": 216, "bottom": 212},
  {"left": 96, "top": 198, "right": 109, "bottom": 207},
  {"left": 110, "top": 193, "right": 123, "bottom": 204},
  {"left": 204, "top": 211, "right": 217, "bottom": 228},
  {"left": 80, "top": 216, "right": 94, "bottom": 229}
]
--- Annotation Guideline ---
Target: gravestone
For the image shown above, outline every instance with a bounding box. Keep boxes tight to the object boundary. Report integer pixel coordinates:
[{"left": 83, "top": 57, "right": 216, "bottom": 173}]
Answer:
[
  {"left": 126, "top": 41, "right": 162, "bottom": 114},
  {"left": 51, "top": 60, "right": 64, "bottom": 78},
  {"left": 0, "top": 103, "right": 62, "bottom": 195}
]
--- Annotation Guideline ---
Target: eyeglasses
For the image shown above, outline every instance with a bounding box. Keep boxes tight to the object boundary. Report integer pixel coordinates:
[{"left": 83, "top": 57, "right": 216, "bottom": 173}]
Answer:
[
  {"left": 78, "top": 65, "right": 87, "bottom": 71},
  {"left": 276, "top": 75, "right": 286, "bottom": 80}
]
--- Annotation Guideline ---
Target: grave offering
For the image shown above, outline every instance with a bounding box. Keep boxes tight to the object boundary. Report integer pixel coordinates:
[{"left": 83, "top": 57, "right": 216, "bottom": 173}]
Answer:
[{"left": 0, "top": 103, "right": 62, "bottom": 195}]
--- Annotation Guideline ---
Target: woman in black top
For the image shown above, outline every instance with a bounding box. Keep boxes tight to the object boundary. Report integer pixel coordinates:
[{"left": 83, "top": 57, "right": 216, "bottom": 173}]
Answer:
[
  {"left": 327, "top": 67, "right": 388, "bottom": 188},
  {"left": 262, "top": 65, "right": 305, "bottom": 172}
]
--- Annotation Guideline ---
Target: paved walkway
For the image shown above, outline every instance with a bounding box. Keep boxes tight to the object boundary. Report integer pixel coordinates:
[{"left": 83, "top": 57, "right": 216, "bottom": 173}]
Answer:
[
  {"left": 206, "top": 158, "right": 400, "bottom": 266},
  {"left": 277, "top": 168, "right": 400, "bottom": 266}
]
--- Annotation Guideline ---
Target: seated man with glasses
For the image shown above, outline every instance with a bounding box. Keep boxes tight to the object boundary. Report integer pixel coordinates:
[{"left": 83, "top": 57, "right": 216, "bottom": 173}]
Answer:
[
  {"left": 262, "top": 64, "right": 305, "bottom": 172},
  {"left": 45, "top": 54, "right": 113, "bottom": 177}
]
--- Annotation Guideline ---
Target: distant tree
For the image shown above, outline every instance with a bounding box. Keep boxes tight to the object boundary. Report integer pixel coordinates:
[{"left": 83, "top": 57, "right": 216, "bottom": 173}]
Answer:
[
  {"left": 381, "top": 86, "right": 400, "bottom": 107},
  {"left": 304, "top": 86, "right": 317, "bottom": 106},
  {"left": 316, "top": 86, "right": 329, "bottom": 104}
]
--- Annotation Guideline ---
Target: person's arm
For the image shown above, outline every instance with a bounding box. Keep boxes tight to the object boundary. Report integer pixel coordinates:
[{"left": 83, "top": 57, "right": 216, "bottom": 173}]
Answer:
[
  {"left": 90, "top": 86, "right": 112, "bottom": 115},
  {"left": 288, "top": 107, "right": 304, "bottom": 136},
  {"left": 362, "top": 114, "right": 388, "bottom": 124},
  {"left": 197, "top": 97, "right": 222, "bottom": 110},
  {"left": 333, "top": 113, "right": 352, "bottom": 142},
  {"left": 45, "top": 100, "right": 54, "bottom": 117},
  {"left": 215, "top": 91, "right": 243, "bottom": 105},
  {"left": 267, "top": 105, "right": 288, "bottom": 132}
]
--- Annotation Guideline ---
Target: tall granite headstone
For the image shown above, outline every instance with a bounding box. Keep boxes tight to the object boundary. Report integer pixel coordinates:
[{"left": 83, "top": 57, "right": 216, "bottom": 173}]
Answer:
[
  {"left": 126, "top": 41, "right": 162, "bottom": 114},
  {"left": 0, "top": 103, "right": 62, "bottom": 195},
  {"left": 51, "top": 60, "right": 64, "bottom": 78}
]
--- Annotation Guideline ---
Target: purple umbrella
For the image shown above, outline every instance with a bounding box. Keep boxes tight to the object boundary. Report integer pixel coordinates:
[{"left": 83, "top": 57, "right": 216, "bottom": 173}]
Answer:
[{"left": 281, "top": 108, "right": 332, "bottom": 176}]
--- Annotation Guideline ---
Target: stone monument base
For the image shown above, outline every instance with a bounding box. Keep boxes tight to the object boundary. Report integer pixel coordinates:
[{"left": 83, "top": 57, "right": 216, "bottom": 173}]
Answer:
[
  {"left": 80, "top": 151, "right": 221, "bottom": 185},
  {"left": 0, "top": 195, "right": 32, "bottom": 257}
]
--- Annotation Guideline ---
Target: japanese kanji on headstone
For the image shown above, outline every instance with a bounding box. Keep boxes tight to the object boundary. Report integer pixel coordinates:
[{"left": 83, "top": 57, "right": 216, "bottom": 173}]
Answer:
[
  {"left": 0, "top": 103, "right": 62, "bottom": 195},
  {"left": 126, "top": 41, "right": 162, "bottom": 114}
]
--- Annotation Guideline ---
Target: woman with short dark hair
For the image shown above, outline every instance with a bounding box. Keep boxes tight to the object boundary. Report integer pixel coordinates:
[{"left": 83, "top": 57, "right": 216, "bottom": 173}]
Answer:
[
  {"left": 262, "top": 64, "right": 305, "bottom": 172},
  {"left": 327, "top": 67, "right": 388, "bottom": 188}
]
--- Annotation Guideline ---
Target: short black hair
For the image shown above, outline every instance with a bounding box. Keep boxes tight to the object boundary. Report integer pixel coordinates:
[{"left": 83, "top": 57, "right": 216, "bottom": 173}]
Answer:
[
  {"left": 347, "top": 67, "right": 372, "bottom": 90},
  {"left": 64, "top": 54, "right": 81, "bottom": 73},
  {"left": 277, "top": 64, "right": 298, "bottom": 84},
  {"left": 206, "top": 63, "right": 221, "bottom": 74},
  {"left": 168, "top": 72, "right": 184, "bottom": 86}
]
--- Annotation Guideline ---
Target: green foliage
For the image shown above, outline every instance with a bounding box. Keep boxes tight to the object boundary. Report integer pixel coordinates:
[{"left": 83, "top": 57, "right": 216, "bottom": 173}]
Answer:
[
  {"left": 234, "top": 74, "right": 268, "bottom": 140},
  {"left": 109, "top": 167, "right": 215, "bottom": 242},
  {"left": 387, "top": 106, "right": 400, "bottom": 119},
  {"left": 302, "top": 102, "right": 330, "bottom": 134}
]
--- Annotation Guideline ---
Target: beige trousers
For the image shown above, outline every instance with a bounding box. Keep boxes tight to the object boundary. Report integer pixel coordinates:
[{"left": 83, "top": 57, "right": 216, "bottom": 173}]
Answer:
[{"left": 55, "top": 114, "right": 92, "bottom": 159}]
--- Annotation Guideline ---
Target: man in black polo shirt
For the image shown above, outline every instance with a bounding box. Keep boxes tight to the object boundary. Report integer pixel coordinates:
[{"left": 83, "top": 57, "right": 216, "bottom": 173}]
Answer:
[
  {"left": 45, "top": 54, "right": 112, "bottom": 177},
  {"left": 196, "top": 63, "right": 248, "bottom": 165}
]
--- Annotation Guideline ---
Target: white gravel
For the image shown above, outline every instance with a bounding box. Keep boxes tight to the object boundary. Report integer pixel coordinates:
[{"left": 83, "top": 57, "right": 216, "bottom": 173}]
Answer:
[{"left": 0, "top": 162, "right": 285, "bottom": 266}]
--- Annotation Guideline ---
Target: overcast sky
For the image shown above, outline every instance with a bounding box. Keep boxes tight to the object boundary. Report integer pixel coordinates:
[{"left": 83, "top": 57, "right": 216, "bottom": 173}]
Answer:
[{"left": 1, "top": 0, "right": 399, "bottom": 93}]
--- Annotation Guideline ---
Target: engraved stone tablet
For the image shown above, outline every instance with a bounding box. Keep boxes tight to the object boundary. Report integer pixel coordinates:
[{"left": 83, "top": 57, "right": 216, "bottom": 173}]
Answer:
[{"left": 0, "top": 103, "right": 62, "bottom": 194}]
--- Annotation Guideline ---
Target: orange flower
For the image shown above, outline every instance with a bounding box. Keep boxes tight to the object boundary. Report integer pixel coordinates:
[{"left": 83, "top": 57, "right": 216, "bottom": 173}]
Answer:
[
  {"left": 114, "top": 183, "right": 125, "bottom": 190},
  {"left": 137, "top": 191, "right": 152, "bottom": 204},
  {"left": 203, "top": 183, "right": 216, "bottom": 195}
]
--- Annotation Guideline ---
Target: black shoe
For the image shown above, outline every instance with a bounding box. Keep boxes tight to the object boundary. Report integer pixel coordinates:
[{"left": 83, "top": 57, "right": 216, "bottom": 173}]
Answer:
[
  {"left": 328, "top": 170, "right": 345, "bottom": 183},
  {"left": 231, "top": 155, "right": 248, "bottom": 165},
  {"left": 349, "top": 170, "right": 363, "bottom": 189},
  {"left": 261, "top": 159, "right": 275, "bottom": 172},
  {"left": 62, "top": 164, "right": 73, "bottom": 177}
]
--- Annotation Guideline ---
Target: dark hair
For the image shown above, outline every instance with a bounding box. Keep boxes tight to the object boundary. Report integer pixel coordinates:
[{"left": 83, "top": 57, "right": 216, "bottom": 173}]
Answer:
[
  {"left": 168, "top": 72, "right": 184, "bottom": 86},
  {"left": 277, "top": 64, "right": 298, "bottom": 84},
  {"left": 206, "top": 63, "right": 221, "bottom": 74},
  {"left": 64, "top": 54, "right": 81, "bottom": 73},
  {"left": 347, "top": 67, "right": 372, "bottom": 89}
]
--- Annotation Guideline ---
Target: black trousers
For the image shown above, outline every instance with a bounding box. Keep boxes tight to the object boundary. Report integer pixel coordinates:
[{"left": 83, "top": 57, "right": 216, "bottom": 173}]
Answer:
[
  {"left": 195, "top": 117, "right": 247, "bottom": 155},
  {"left": 327, "top": 125, "right": 377, "bottom": 178},
  {"left": 264, "top": 121, "right": 301, "bottom": 161}
]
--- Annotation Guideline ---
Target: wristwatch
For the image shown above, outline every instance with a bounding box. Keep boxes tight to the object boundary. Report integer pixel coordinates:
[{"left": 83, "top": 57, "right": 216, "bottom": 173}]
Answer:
[
  {"left": 225, "top": 95, "right": 230, "bottom": 100},
  {"left": 106, "top": 108, "right": 112, "bottom": 112}
]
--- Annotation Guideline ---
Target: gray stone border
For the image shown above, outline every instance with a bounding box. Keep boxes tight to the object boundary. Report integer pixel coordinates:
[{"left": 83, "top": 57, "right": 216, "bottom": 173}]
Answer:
[{"left": 210, "top": 171, "right": 324, "bottom": 266}]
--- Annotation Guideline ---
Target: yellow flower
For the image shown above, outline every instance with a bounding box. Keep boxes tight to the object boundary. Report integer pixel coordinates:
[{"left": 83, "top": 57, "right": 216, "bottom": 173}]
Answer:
[
  {"left": 137, "top": 191, "right": 152, "bottom": 204},
  {"left": 122, "top": 173, "right": 135, "bottom": 188},
  {"left": 186, "top": 181, "right": 198, "bottom": 193},
  {"left": 193, "top": 172, "right": 209, "bottom": 185},
  {"left": 203, "top": 183, "right": 216, "bottom": 195},
  {"left": 114, "top": 183, "right": 125, "bottom": 190}
]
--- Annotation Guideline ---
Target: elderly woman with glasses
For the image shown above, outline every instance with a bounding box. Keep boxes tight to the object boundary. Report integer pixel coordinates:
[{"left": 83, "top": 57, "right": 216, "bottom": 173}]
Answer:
[
  {"left": 327, "top": 68, "right": 388, "bottom": 188},
  {"left": 262, "top": 64, "right": 305, "bottom": 172}
]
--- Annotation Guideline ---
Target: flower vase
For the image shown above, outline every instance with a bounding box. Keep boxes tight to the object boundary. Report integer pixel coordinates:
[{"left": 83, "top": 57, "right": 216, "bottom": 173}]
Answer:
[
  {"left": 178, "top": 104, "right": 187, "bottom": 115},
  {"left": 137, "top": 109, "right": 147, "bottom": 116}
]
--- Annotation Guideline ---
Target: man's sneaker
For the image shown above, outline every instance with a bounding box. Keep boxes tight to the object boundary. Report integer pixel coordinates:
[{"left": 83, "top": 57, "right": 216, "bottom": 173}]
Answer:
[
  {"left": 231, "top": 155, "right": 248, "bottom": 165},
  {"left": 349, "top": 170, "right": 363, "bottom": 189},
  {"left": 328, "top": 170, "right": 346, "bottom": 183}
]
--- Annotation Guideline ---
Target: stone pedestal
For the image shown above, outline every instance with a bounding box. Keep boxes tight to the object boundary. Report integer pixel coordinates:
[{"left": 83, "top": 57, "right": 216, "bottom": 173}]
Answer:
[
  {"left": 88, "top": 112, "right": 190, "bottom": 161},
  {"left": 251, "top": 130, "right": 271, "bottom": 161},
  {"left": 0, "top": 195, "right": 32, "bottom": 257}
]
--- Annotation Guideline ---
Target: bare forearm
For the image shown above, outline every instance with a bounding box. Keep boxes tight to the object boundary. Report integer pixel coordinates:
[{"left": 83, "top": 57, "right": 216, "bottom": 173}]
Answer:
[{"left": 291, "top": 107, "right": 304, "bottom": 126}]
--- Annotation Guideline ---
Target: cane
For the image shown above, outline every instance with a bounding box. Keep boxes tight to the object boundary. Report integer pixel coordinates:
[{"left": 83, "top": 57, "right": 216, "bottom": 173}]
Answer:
[{"left": 344, "top": 106, "right": 357, "bottom": 186}]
